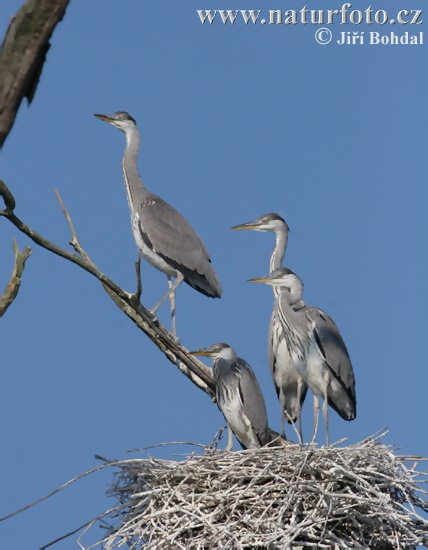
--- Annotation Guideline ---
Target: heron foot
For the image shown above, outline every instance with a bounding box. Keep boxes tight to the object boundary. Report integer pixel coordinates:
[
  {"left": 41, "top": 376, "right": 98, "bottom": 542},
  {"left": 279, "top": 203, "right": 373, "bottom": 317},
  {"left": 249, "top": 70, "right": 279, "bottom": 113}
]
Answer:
[
  {"left": 129, "top": 293, "right": 142, "bottom": 306},
  {"left": 146, "top": 308, "right": 158, "bottom": 322},
  {"left": 170, "top": 333, "right": 180, "bottom": 344}
]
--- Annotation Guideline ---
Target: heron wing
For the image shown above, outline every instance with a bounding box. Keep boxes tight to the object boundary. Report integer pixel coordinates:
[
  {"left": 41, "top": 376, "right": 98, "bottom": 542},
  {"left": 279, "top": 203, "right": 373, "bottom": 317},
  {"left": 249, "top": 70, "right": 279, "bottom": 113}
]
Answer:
[
  {"left": 235, "top": 358, "right": 270, "bottom": 446},
  {"left": 308, "top": 306, "right": 356, "bottom": 417},
  {"left": 137, "top": 194, "right": 221, "bottom": 297}
]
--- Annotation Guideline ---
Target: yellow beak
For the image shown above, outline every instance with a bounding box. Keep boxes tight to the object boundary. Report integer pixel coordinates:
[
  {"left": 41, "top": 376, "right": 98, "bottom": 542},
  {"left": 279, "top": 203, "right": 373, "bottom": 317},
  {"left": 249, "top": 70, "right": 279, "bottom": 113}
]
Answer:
[
  {"left": 189, "top": 348, "right": 215, "bottom": 357},
  {"left": 94, "top": 114, "right": 113, "bottom": 122}
]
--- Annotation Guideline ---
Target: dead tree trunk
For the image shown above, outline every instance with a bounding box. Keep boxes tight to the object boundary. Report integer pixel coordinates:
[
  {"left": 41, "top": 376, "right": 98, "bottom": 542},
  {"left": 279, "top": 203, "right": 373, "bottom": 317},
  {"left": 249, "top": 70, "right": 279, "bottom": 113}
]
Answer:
[{"left": 0, "top": 0, "right": 70, "bottom": 147}]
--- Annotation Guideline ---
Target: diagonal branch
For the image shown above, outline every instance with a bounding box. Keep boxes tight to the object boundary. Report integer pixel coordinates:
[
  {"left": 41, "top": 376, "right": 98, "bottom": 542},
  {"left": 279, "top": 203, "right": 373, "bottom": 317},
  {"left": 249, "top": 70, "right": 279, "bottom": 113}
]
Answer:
[
  {"left": 0, "top": 179, "right": 215, "bottom": 398},
  {"left": 0, "top": 239, "right": 31, "bottom": 317}
]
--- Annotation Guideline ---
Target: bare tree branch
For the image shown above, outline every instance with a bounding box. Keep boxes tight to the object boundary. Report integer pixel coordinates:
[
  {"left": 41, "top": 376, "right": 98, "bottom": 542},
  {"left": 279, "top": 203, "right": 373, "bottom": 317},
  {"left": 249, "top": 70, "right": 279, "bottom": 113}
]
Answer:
[
  {"left": 0, "top": 239, "right": 31, "bottom": 317},
  {"left": 0, "top": 179, "right": 215, "bottom": 398},
  {"left": 0, "top": 0, "right": 70, "bottom": 148}
]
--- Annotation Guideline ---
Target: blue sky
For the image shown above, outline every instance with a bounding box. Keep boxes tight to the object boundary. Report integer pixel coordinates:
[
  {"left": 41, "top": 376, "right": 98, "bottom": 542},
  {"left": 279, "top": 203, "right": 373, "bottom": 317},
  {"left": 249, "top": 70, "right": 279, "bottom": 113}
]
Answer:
[{"left": 1, "top": 1, "right": 427, "bottom": 548}]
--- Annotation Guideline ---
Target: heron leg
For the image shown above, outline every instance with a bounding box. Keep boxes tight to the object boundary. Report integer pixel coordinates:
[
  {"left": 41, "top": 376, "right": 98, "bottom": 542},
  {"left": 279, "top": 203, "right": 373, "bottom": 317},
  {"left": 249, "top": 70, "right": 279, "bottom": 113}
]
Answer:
[
  {"left": 167, "top": 276, "right": 177, "bottom": 338},
  {"left": 150, "top": 273, "right": 184, "bottom": 319},
  {"left": 279, "top": 393, "right": 286, "bottom": 438},
  {"left": 280, "top": 410, "right": 286, "bottom": 438},
  {"left": 135, "top": 256, "right": 142, "bottom": 301},
  {"left": 129, "top": 256, "right": 143, "bottom": 306},
  {"left": 312, "top": 394, "right": 320, "bottom": 445},
  {"left": 296, "top": 377, "right": 304, "bottom": 445},
  {"left": 225, "top": 423, "right": 234, "bottom": 452},
  {"left": 323, "top": 377, "right": 330, "bottom": 446}
]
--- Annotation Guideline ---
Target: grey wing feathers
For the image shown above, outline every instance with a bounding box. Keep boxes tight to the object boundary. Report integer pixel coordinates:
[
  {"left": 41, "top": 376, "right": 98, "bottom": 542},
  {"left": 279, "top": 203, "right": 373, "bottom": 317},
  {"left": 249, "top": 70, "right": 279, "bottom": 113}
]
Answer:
[
  {"left": 138, "top": 194, "right": 221, "bottom": 297},
  {"left": 235, "top": 358, "right": 270, "bottom": 446},
  {"left": 309, "top": 307, "right": 356, "bottom": 418}
]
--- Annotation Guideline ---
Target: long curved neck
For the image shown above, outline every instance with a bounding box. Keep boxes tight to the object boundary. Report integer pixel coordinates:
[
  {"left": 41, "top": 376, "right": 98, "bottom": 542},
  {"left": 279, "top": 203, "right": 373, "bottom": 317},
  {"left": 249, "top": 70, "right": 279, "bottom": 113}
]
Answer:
[
  {"left": 122, "top": 126, "right": 147, "bottom": 212},
  {"left": 270, "top": 228, "right": 288, "bottom": 299},
  {"left": 270, "top": 228, "right": 288, "bottom": 271}
]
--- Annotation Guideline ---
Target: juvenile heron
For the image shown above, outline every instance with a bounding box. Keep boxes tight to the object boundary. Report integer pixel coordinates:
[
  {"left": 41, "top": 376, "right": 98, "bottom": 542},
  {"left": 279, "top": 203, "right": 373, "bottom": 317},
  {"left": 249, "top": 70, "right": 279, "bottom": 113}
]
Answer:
[
  {"left": 190, "top": 343, "right": 281, "bottom": 450},
  {"left": 94, "top": 112, "right": 221, "bottom": 336},
  {"left": 232, "top": 214, "right": 308, "bottom": 440},
  {"left": 249, "top": 268, "right": 356, "bottom": 445}
]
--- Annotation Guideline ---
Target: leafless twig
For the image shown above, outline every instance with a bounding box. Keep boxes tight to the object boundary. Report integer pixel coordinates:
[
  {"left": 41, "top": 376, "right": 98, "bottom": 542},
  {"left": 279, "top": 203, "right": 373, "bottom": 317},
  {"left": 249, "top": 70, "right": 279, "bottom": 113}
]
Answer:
[
  {"left": 88, "top": 435, "right": 428, "bottom": 549},
  {"left": 0, "top": 179, "right": 215, "bottom": 398},
  {"left": 0, "top": 239, "right": 31, "bottom": 316}
]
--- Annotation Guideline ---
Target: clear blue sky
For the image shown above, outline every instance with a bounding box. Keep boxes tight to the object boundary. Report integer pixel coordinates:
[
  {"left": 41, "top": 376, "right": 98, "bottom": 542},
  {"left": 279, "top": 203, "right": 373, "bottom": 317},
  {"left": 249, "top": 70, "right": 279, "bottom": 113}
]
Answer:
[{"left": 1, "top": 1, "right": 427, "bottom": 548}]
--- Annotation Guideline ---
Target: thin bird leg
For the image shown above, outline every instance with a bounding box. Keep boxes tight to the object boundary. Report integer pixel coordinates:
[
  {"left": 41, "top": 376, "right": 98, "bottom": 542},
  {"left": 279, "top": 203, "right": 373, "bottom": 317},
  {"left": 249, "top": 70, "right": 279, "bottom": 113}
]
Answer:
[
  {"left": 322, "top": 374, "right": 330, "bottom": 446},
  {"left": 312, "top": 394, "right": 320, "bottom": 445},
  {"left": 280, "top": 394, "right": 286, "bottom": 437},
  {"left": 134, "top": 256, "right": 142, "bottom": 302},
  {"left": 285, "top": 408, "right": 302, "bottom": 445},
  {"left": 296, "top": 377, "right": 304, "bottom": 445},
  {"left": 280, "top": 410, "right": 286, "bottom": 439},
  {"left": 150, "top": 272, "right": 184, "bottom": 315},
  {"left": 167, "top": 276, "right": 177, "bottom": 338},
  {"left": 225, "top": 423, "right": 234, "bottom": 452}
]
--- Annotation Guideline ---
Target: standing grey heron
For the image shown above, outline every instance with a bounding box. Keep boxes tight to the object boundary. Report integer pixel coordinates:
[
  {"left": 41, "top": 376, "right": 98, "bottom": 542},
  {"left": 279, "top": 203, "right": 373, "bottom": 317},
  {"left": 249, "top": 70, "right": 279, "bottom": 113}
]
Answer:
[
  {"left": 190, "top": 343, "right": 282, "bottom": 450},
  {"left": 249, "top": 268, "right": 356, "bottom": 445},
  {"left": 231, "top": 214, "right": 308, "bottom": 441},
  {"left": 94, "top": 112, "right": 221, "bottom": 336}
]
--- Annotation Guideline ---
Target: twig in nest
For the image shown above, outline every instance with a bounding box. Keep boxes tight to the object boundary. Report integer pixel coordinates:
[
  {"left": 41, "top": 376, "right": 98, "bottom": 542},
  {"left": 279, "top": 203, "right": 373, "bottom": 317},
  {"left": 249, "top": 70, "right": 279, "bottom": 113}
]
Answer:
[{"left": 83, "top": 435, "right": 428, "bottom": 549}]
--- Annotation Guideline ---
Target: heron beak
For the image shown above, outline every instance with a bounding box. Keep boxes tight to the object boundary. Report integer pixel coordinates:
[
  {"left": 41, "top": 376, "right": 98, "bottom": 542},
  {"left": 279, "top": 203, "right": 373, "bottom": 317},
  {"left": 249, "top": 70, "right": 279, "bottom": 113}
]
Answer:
[
  {"left": 230, "top": 221, "right": 259, "bottom": 231},
  {"left": 94, "top": 114, "right": 113, "bottom": 122},
  {"left": 247, "top": 276, "right": 271, "bottom": 284},
  {"left": 189, "top": 348, "right": 214, "bottom": 357}
]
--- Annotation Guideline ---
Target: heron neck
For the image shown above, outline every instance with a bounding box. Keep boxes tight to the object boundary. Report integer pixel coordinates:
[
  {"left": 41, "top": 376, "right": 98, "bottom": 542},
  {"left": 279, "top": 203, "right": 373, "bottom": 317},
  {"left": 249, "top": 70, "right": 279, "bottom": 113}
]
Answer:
[
  {"left": 122, "top": 126, "right": 146, "bottom": 213},
  {"left": 271, "top": 230, "right": 288, "bottom": 300},
  {"left": 270, "top": 229, "right": 287, "bottom": 272},
  {"left": 212, "top": 357, "right": 235, "bottom": 395},
  {"left": 276, "top": 290, "right": 307, "bottom": 355},
  {"left": 288, "top": 278, "right": 303, "bottom": 306}
]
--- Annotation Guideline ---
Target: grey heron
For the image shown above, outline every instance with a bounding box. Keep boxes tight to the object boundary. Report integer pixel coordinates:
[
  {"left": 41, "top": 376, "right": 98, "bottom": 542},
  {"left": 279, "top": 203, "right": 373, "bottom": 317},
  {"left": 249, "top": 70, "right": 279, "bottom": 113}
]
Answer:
[
  {"left": 94, "top": 111, "right": 221, "bottom": 336},
  {"left": 231, "top": 214, "right": 308, "bottom": 441},
  {"left": 249, "top": 268, "right": 356, "bottom": 445},
  {"left": 190, "top": 342, "right": 282, "bottom": 450}
]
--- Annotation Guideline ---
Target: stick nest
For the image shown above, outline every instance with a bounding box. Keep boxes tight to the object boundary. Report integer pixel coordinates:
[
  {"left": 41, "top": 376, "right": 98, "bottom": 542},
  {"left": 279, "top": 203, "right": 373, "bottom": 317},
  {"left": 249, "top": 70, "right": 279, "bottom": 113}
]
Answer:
[{"left": 93, "top": 435, "right": 428, "bottom": 549}]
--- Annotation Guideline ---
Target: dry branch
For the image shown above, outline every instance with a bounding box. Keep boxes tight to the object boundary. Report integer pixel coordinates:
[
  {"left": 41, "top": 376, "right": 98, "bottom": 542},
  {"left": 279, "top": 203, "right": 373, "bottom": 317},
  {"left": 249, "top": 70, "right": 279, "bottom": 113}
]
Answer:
[
  {"left": 64, "top": 435, "right": 428, "bottom": 548},
  {"left": 0, "top": 0, "right": 70, "bottom": 147},
  {"left": 0, "top": 239, "right": 31, "bottom": 316},
  {"left": 0, "top": 179, "right": 215, "bottom": 398}
]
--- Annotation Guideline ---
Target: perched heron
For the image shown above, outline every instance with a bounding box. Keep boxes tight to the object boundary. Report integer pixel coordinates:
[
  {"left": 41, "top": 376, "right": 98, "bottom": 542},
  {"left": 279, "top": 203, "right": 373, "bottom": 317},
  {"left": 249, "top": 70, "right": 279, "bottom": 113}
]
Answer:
[
  {"left": 190, "top": 343, "right": 281, "bottom": 450},
  {"left": 249, "top": 268, "right": 356, "bottom": 445},
  {"left": 231, "top": 213, "right": 308, "bottom": 440},
  {"left": 94, "top": 111, "right": 221, "bottom": 336}
]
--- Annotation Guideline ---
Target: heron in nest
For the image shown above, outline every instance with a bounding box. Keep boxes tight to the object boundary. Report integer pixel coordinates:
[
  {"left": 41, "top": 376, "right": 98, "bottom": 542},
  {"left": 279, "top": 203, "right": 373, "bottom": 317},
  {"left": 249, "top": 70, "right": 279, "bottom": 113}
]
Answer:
[
  {"left": 190, "top": 342, "right": 284, "bottom": 450},
  {"left": 249, "top": 268, "right": 356, "bottom": 445},
  {"left": 232, "top": 213, "right": 308, "bottom": 441}
]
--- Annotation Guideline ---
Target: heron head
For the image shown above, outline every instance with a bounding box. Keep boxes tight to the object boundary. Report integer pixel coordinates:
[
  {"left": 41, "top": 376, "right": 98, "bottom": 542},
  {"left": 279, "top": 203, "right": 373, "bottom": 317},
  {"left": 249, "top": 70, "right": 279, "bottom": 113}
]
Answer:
[
  {"left": 189, "top": 342, "right": 237, "bottom": 362},
  {"left": 231, "top": 213, "right": 289, "bottom": 234},
  {"left": 248, "top": 267, "right": 301, "bottom": 292},
  {"left": 94, "top": 111, "right": 137, "bottom": 133}
]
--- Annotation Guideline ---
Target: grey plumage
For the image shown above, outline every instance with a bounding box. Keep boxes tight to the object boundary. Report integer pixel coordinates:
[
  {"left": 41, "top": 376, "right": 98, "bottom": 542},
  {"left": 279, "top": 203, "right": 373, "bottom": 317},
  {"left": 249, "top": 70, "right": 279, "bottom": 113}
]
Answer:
[
  {"left": 232, "top": 213, "right": 308, "bottom": 439},
  {"left": 190, "top": 343, "right": 279, "bottom": 450},
  {"left": 94, "top": 111, "right": 221, "bottom": 335},
  {"left": 249, "top": 268, "right": 356, "bottom": 445}
]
